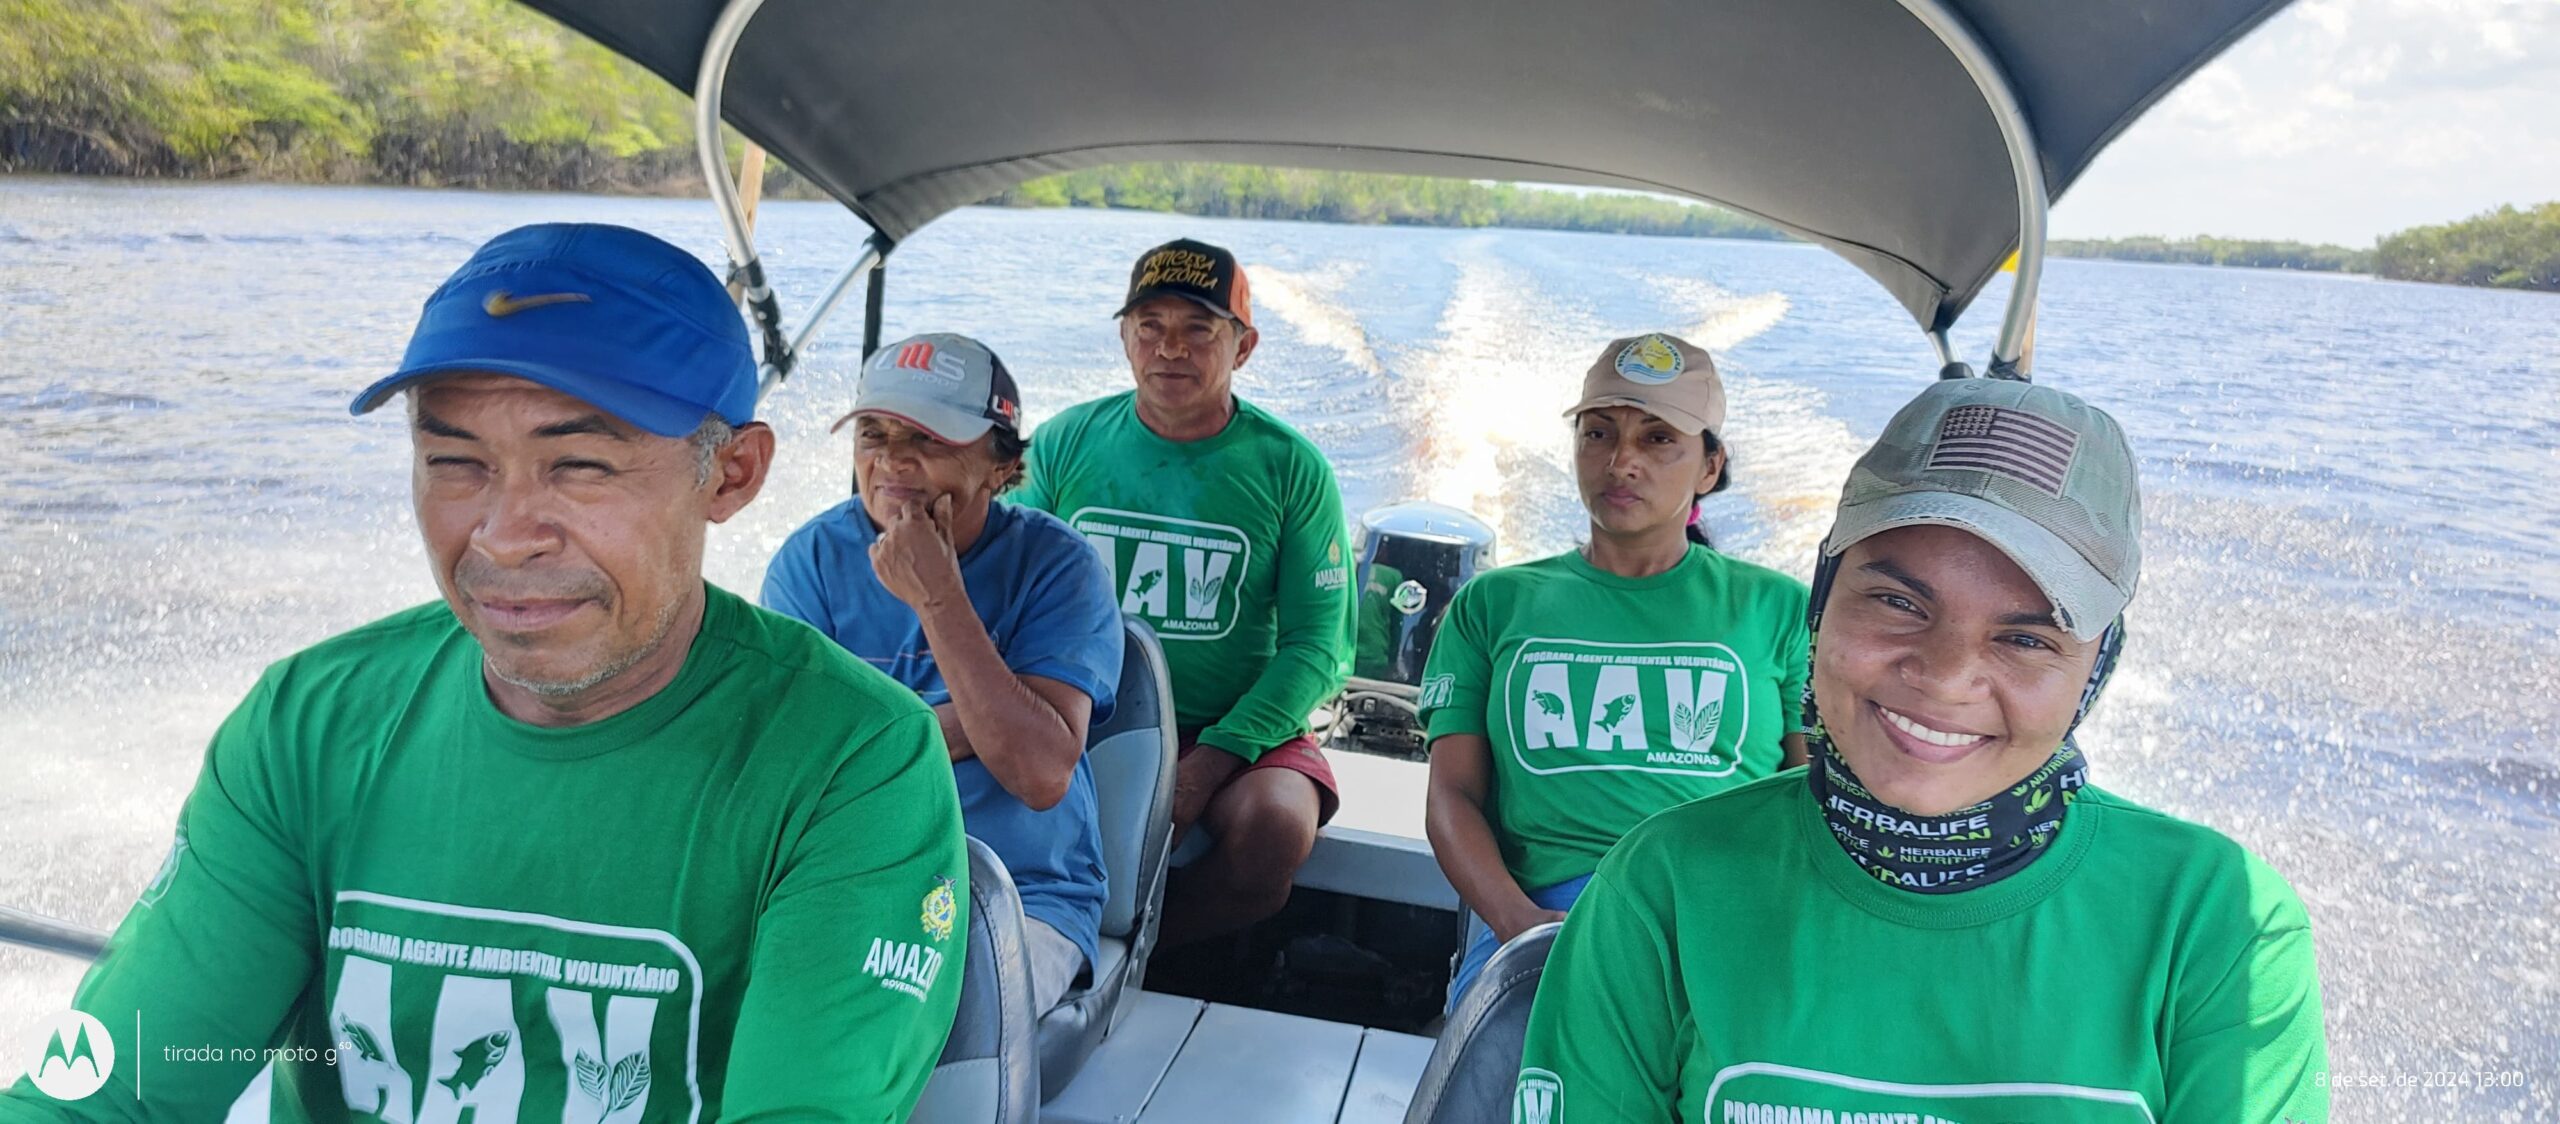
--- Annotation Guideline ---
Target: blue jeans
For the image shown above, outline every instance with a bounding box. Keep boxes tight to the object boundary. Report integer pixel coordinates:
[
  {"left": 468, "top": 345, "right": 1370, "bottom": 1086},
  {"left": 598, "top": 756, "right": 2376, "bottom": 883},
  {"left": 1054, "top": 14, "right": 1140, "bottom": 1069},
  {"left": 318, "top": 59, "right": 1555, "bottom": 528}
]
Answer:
[{"left": 1445, "top": 874, "right": 1593, "bottom": 1014}]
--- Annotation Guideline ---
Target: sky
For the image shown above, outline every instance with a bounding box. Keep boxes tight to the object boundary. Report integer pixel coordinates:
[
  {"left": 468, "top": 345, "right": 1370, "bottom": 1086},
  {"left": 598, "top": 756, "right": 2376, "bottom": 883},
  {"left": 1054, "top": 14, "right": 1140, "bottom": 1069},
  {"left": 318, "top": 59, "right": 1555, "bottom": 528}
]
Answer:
[{"left": 2052, "top": 0, "right": 2560, "bottom": 244}]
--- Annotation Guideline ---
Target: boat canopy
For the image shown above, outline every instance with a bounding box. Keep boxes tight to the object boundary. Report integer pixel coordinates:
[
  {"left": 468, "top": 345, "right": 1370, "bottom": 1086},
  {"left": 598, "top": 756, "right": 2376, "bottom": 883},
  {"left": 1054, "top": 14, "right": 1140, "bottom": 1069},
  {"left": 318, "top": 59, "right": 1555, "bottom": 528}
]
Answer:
[{"left": 516, "top": 0, "right": 2290, "bottom": 372}]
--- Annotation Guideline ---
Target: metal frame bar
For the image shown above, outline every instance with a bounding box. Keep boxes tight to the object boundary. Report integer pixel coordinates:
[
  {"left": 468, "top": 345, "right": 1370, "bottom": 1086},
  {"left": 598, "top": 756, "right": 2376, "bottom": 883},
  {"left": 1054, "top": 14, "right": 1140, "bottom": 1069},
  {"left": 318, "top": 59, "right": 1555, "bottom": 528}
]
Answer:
[
  {"left": 694, "top": 0, "right": 801, "bottom": 391},
  {"left": 791, "top": 236, "right": 887, "bottom": 360},
  {"left": 0, "top": 905, "right": 108, "bottom": 962},
  {"left": 692, "top": 0, "right": 2044, "bottom": 382},
  {"left": 1895, "top": 0, "right": 2048, "bottom": 378},
  {"left": 755, "top": 235, "right": 888, "bottom": 400}
]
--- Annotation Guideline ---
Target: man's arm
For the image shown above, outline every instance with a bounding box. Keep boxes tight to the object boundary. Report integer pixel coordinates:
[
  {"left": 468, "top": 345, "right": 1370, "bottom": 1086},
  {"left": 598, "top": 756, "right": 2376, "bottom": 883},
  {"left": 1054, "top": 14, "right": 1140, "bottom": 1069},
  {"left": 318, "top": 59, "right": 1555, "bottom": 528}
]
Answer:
[
  {"left": 717, "top": 710, "right": 970, "bottom": 1122},
  {"left": 1192, "top": 452, "right": 1353, "bottom": 761},
  {"left": 886, "top": 496, "right": 1117, "bottom": 808},
  {"left": 2, "top": 675, "right": 319, "bottom": 1122},
  {"left": 926, "top": 672, "right": 1092, "bottom": 808}
]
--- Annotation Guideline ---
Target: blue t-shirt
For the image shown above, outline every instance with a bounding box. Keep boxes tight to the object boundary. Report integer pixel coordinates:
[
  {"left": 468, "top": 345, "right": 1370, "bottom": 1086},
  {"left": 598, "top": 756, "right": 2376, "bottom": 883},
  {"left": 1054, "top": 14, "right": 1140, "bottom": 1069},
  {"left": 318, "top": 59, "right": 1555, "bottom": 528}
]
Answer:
[{"left": 763, "top": 496, "right": 1122, "bottom": 971}]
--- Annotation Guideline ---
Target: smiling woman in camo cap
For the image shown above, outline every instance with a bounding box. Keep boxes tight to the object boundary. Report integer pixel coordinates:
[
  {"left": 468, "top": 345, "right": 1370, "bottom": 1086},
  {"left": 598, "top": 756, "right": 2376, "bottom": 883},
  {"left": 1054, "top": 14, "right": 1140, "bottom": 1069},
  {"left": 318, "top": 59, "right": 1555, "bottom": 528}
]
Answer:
[
  {"left": 1513, "top": 377, "right": 2330, "bottom": 1123},
  {"left": 1420, "top": 333, "right": 1810, "bottom": 1015}
]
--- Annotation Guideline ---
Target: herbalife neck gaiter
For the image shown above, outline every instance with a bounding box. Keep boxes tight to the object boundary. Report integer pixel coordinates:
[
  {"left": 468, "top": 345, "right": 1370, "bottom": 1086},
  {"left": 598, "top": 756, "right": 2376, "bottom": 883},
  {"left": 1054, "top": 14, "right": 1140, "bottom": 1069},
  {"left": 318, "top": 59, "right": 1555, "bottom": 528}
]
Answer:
[
  {"left": 1799, "top": 548, "right": 2123, "bottom": 894},
  {"left": 1807, "top": 736, "right": 2084, "bottom": 891}
]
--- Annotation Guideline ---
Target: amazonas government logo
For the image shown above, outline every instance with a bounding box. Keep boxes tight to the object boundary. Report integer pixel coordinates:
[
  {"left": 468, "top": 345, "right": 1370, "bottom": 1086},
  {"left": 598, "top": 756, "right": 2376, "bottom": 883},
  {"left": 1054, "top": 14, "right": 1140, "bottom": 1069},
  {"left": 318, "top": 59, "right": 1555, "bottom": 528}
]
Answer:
[{"left": 23, "top": 1009, "right": 113, "bottom": 1100}]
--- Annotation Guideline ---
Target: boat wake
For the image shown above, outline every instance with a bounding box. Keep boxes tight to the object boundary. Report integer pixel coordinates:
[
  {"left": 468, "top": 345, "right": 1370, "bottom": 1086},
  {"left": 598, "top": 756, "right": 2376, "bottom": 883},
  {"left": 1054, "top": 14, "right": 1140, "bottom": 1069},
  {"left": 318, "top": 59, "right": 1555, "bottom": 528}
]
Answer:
[{"left": 1638, "top": 276, "right": 1859, "bottom": 577}]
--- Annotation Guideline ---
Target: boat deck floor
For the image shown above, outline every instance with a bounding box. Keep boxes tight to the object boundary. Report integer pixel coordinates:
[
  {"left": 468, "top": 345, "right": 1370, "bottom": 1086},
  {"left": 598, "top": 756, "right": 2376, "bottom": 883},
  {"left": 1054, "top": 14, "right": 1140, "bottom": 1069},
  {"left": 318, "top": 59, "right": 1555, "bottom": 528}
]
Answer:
[{"left": 1044, "top": 990, "right": 1435, "bottom": 1124}]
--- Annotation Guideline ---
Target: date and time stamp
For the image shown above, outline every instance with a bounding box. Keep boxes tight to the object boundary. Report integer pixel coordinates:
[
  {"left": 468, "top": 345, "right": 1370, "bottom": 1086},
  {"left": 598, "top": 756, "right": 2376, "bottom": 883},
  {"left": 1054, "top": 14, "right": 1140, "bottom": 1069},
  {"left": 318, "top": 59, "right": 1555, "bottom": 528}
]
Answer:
[{"left": 2319, "top": 1068, "right": 2536, "bottom": 1093}]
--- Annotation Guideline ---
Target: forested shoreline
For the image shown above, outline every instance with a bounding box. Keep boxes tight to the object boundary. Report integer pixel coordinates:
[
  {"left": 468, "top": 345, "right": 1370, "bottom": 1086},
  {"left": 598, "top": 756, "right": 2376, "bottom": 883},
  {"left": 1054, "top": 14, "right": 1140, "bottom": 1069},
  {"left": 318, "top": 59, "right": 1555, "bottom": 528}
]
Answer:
[{"left": 4, "top": 0, "right": 2552, "bottom": 291}]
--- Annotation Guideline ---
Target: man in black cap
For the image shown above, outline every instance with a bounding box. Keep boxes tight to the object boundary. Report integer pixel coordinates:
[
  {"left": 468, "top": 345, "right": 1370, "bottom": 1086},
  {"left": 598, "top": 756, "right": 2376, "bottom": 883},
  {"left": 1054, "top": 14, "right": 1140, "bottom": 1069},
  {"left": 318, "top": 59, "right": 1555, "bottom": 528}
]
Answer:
[{"left": 1015, "top": 238, "right": 1355, "bottom": 945}]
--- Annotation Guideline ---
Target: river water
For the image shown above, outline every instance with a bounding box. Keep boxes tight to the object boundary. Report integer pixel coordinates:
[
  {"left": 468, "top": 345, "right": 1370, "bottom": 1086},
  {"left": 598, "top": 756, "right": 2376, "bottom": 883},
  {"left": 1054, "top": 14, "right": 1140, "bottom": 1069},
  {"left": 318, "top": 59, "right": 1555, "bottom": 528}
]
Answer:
[{"left": 2, "top": 179, "right": 2554, "bottom": 1117}]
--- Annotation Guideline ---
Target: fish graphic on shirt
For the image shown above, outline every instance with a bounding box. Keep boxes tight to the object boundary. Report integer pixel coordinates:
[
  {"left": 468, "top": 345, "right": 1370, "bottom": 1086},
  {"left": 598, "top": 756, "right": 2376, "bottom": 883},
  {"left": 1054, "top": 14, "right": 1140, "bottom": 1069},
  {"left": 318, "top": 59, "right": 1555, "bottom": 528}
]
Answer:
[
  {"left": 1596, "top": 695, "right": 1638, "bottom": 731},
  {"left": 436, "top": 1032, "right": 510, "bottom": 1096}
]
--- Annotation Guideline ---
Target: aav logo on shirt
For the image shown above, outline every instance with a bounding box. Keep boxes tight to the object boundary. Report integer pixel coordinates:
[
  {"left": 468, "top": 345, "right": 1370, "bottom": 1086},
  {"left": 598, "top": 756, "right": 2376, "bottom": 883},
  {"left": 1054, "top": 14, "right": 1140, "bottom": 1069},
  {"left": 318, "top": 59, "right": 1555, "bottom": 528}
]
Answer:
[
  {"left": 1069, "top": 508, "right": 1254, "bottom": 640},
  {"left": 1500, "top": 639, "right": 1750, "bottom": 777},
  {"left": 1706, "top": 1062, "right": 2154, "bottom": 1123},
  {"left": 1513, "top": 1067, "right": 1562, "bottom": 1124},
  {"left": 320, "top": 891, "right": 696, "bottom": 1124}
]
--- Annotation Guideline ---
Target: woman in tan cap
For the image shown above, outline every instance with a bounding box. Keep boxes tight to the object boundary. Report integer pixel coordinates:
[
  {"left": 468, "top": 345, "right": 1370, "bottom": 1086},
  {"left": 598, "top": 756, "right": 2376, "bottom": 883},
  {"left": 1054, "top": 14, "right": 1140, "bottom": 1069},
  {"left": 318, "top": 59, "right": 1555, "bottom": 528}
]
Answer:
[{"left": 1419, "top": 332, "right": 1811, "bottom": 1011}]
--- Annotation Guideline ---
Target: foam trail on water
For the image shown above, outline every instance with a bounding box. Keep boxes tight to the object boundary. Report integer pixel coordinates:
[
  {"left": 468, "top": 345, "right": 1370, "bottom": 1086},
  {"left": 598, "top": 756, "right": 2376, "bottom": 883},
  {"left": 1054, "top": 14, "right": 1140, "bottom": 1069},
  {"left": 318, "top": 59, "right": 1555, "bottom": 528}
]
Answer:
[
  {"left": 1248, "top": 262, "right": 1384, "bottom": 378},
  {"left": 1399, "top": 241, "right": 1603, "bottom": 558},
  {"left": 1670, "top": 285, "right": 1791, "bottom": 353},
  {"left": 1651, "top": 276, "right": 1861, "bottom": 577}
]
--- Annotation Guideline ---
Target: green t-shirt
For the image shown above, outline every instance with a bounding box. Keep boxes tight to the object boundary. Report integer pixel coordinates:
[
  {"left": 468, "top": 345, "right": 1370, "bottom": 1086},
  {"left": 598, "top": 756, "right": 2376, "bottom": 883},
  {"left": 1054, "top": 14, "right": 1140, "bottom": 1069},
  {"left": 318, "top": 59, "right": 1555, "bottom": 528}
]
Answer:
[
  {"left": 1, "top": 586, "right": 968, "bottom": 1123},
  {"left": 1014, "top": 391, "right": 1353, "bottom": 760},
  {"left": 1418, "top": 545, "right": 1809, "bottom": 890},
  {"left": 1515, "top": 774, "right": 2329, "bottom": 1124}
]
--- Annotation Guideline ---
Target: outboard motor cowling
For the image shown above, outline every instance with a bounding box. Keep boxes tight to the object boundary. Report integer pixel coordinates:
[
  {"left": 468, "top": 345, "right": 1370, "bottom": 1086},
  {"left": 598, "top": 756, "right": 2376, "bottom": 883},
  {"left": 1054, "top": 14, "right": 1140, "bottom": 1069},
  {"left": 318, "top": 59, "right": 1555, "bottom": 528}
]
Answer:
[
  {"left": 1333, "top": 502, "right": 1497, "bottom": 759},
  {"left": 1353, "top": 502, "right": 1498, "bottom": 685}
]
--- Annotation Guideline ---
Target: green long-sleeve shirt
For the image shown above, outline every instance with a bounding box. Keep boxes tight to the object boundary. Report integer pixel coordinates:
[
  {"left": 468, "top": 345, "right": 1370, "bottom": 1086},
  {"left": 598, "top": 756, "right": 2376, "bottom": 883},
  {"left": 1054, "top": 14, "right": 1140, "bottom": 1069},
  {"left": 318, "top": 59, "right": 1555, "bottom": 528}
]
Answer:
[
  {"left": 1014, "top": 392, "right": 1353, "bottom": 760},
  {"left": 1, "top": 585, "right": 967, "bottom": 1123},
  {"left": 1515, "top": 773, "right": 2329, "bottom": 1124}
]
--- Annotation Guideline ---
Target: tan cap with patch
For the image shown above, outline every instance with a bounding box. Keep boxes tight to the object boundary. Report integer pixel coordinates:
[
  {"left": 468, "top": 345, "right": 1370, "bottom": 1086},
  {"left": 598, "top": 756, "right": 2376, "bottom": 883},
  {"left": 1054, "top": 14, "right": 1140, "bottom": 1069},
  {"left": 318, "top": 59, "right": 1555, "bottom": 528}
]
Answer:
[{"left": 1563, "top": 333, "right": 1726, "bottom": 438}]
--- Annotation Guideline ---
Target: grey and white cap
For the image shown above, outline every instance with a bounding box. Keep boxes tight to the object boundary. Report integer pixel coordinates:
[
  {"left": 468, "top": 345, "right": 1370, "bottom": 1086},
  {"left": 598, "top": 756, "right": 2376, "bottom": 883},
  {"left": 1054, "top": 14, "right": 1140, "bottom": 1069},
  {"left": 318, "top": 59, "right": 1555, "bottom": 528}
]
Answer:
[
  {"left": 1824, "top": 378, "right": 2141, "bottom": 641},
  {"left": 848, "top": 332, "right": 1024, "bottom": 444}
]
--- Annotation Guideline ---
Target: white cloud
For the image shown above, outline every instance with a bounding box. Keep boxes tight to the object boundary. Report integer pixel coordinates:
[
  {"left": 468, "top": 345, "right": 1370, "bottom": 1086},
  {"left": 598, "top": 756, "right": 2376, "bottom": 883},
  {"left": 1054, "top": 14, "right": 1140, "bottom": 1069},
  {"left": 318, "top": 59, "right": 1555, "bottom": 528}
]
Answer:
[{"left": 2055, "top": 0, "right": 2560, "bottom": 243}]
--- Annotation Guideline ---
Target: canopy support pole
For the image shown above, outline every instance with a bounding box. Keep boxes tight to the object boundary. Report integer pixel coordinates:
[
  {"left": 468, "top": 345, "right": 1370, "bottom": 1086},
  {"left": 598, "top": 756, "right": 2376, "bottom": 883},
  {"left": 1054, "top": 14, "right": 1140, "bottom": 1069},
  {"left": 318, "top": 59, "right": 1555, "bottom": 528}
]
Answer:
[
  {"left": 1927, "top": 327, "right": 1970, "bottom": 379},
  {"left": 1895, "top": 0, "right": 2047, "bottom": 380},
  {"left": 0, "top": 904, "right": 108, "bottom": 962},
  {"left": 758, "top": 234, "right": 890, "bottom": 400},
  {"left": 693, "top": 0, "right": 797, "bottom": 391},
  {"left": 863, "top": 259, "right": 888, "bottom": 360}
]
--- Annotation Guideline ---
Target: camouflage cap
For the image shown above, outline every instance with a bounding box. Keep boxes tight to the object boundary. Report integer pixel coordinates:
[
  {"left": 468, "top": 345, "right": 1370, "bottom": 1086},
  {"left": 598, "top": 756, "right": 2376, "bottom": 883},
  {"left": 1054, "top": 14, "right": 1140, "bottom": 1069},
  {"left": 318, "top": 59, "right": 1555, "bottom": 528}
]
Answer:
[{"left": 1824, "top": 378, "right": 2141, "bottom": 641}]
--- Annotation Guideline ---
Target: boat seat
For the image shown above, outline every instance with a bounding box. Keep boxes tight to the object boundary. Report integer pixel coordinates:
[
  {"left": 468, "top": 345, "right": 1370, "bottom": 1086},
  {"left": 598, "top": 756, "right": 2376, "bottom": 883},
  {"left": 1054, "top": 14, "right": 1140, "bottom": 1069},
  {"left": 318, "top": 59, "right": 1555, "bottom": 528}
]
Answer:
[
  {"left": 1037, "top": 616, "right": 1180, "bottom": 1101},
  {"left": 1400, "top": 921, "right": 1561, "bottom": 1124},
  {"left": 908, "top": 836, "right": 1041, "bottom": 1124}
]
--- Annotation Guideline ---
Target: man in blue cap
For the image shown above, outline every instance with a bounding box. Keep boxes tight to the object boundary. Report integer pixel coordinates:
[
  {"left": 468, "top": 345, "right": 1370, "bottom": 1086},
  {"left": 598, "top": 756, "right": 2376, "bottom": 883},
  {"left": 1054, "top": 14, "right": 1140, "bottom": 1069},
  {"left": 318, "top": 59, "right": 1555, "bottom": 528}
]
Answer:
[{"left": 0, "top": 225, "right": 968, "bottom": 1122}]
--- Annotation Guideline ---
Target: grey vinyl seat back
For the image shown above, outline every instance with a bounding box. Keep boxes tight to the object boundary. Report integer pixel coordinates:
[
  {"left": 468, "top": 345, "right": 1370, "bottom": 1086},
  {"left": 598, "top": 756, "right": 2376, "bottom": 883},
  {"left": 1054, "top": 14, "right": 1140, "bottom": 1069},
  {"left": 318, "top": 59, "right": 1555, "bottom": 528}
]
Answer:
[
  {"left": 1403, "top": 921, "right": 1563, "bottom": 1124},
  {"left": 1035, "top": 615, "right": 1179, "bottom": 1099},
  {"left": 909, "top": 836, "right": 1040, "bottom": 1124}
]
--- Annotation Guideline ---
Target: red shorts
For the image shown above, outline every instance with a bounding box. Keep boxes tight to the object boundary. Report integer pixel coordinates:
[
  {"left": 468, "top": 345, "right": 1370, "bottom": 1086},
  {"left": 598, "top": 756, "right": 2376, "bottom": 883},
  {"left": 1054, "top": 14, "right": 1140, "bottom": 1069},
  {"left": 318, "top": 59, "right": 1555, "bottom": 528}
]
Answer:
[{"left": 1177, "top": 730, "right": 1342, "bottom": 826}]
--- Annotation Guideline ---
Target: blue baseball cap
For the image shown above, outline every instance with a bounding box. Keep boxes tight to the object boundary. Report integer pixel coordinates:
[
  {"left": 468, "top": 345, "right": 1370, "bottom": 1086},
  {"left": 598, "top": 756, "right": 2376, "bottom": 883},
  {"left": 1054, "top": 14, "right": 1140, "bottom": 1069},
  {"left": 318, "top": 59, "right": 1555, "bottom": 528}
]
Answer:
[{"left": 350, "top": 223, "right": 755, "bottom": 437}]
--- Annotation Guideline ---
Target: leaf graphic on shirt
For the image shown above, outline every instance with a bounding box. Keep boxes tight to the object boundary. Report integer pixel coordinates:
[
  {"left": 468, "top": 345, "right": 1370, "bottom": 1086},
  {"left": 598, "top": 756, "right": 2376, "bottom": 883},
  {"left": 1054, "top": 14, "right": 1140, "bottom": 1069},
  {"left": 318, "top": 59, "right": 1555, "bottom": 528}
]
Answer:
[
  {"left": 607, "top": 1051, "right": 651, "bottom": 1113},
  {"left": 1531, "top": 690, "right": 1567, "bottom": 719},
  {"left": 574, "top": 1051, "right": 608, "bottom": 1101},
  {"left": 1692, "top": 700, "right": 1721, "bottom": 740},
  {"left": 1597, "top": 694, "right": 1638, "bottom": 731},
  {"left": 1673, "top": 704, "right": 1695, "bottom": 742},
  {"left": 1188, "top": 573, "right": 1225, "bottom": 605}
]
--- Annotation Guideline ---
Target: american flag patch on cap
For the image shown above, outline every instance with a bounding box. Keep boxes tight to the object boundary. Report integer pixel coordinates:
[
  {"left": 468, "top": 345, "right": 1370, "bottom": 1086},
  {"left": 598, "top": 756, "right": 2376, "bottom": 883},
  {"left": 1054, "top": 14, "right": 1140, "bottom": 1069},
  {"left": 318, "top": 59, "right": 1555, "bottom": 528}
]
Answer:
[{"left": 1926, "top": 404, "right": 2080, "bottom": 496}]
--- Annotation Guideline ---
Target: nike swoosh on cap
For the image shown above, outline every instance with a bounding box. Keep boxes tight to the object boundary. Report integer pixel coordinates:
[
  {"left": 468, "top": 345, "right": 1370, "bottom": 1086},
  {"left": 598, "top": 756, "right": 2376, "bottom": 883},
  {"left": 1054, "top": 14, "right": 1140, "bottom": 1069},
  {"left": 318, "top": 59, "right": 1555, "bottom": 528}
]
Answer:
[{"left": 482, "top": 290, "right": 593, "bottom": 317}]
